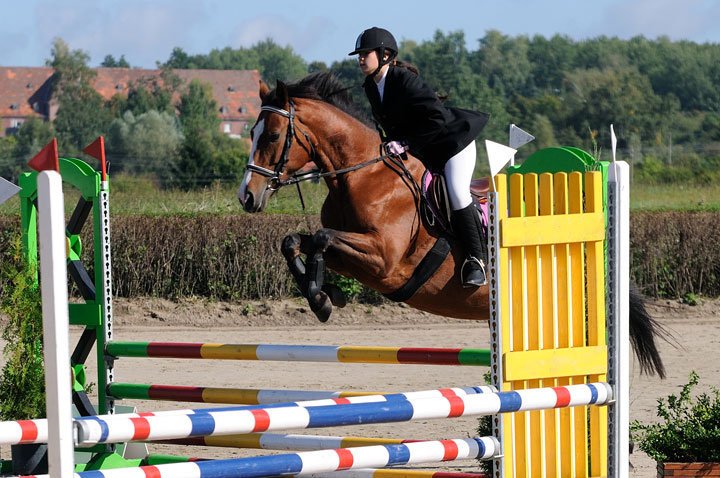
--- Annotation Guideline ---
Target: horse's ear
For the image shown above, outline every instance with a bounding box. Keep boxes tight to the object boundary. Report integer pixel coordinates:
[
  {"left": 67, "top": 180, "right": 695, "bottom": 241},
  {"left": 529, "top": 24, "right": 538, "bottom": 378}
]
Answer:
[
  {"left": 259, "top": 80, "right": 269, "bottom": 99},
  {"left": 276, "top": 79, "right": 289, "bottom": 106}
]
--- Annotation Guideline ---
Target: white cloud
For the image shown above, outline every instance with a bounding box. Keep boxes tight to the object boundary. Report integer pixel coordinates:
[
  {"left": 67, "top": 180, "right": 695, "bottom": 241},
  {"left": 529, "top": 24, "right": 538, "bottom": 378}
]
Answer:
[{"left": 33, "top": 0, "right": 209, "bottom": 67}]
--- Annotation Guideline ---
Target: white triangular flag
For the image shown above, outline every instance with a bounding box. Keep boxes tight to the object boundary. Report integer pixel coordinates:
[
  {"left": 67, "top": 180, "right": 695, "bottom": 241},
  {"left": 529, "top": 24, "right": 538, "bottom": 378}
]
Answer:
[
  {"left": 509, "top": 124, "right": 535, "bottom": 149},
  {"left": 486, "top": 140, "right": 517, "bottom": 179},
  {"left": 0, "top": 176, "right": 21, "bottom": 206},
  {"left": 610, "top": 124, "right": 617, "bottom": 162}
]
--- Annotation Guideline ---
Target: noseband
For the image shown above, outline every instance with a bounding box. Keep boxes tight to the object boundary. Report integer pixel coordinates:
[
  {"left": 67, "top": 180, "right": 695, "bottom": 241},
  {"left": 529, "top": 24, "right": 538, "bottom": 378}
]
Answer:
[{"left": 245, "top": 100, "right": 316, "bottom": 191}]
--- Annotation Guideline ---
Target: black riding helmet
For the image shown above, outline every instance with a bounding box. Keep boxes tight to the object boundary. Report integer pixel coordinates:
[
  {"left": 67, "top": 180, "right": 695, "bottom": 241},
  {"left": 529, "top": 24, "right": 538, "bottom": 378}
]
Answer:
[{"left": 349, "top": 27, "right": 398, "bottom": 76}]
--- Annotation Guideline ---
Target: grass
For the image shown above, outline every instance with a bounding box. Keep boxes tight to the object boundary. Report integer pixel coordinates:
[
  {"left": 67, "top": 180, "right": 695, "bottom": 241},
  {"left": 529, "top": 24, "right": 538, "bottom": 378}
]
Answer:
[
  {"left": 630, "top": 182, "right": 720, "bottom": 211},
  {"left": 1, "top": 173, "right": 718, "bottom": 217}
]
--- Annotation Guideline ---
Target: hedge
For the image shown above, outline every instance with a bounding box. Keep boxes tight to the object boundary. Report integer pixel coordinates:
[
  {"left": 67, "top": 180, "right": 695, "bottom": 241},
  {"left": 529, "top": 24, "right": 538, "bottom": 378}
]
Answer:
[{"left": 1, "top": 211, "right": 718, "bottom": 300}]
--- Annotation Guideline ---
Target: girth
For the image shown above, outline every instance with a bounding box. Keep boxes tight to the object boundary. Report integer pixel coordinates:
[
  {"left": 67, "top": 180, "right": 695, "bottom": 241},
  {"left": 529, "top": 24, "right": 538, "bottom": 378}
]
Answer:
[{"left": 383, "top": 235, "right": 454, "bottom": 303}]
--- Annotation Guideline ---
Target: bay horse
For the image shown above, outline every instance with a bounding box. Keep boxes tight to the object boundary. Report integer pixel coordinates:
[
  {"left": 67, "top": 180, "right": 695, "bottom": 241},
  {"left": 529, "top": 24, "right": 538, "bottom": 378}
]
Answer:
[{"left": 237, "top": 72, "right": 665, "bottom": 378}]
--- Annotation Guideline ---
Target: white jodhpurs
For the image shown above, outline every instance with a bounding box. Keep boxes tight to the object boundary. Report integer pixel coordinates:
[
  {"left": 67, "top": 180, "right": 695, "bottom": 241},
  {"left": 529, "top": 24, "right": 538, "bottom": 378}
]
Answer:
[{"left": 443, "top": 141, "right": 477, "bottom": 211}]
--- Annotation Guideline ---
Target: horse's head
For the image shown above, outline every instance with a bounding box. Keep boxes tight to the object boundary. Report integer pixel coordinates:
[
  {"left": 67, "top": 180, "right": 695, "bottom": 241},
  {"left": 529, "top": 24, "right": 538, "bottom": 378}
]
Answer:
[{"left": 238, "top": 79, "right": 315, "bottom": 213}]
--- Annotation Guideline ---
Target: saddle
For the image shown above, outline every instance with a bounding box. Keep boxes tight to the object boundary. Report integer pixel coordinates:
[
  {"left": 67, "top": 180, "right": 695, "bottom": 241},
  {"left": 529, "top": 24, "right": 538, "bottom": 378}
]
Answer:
[{"left": 421, "top": 171, "right": 490, "bottom": 235}]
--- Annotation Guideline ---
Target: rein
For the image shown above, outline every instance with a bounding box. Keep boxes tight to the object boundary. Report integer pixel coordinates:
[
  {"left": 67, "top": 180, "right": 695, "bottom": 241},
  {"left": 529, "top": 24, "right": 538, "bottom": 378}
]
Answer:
[{"left": 247, "top": 101, "right": 393, "bottom": 202}]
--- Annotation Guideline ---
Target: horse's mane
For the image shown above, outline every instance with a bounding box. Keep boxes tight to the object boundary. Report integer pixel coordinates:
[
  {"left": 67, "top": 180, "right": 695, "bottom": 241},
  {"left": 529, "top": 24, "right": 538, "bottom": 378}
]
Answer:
[{"left": 264, "top": 72, "right": 373, "bottom": 127}]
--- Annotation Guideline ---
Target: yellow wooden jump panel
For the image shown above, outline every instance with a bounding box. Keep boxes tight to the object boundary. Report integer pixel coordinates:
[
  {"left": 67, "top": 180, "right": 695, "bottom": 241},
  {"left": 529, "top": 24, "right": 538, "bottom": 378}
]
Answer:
[{"left": 492, "top": 170, "right": 608, "bottom": 478}]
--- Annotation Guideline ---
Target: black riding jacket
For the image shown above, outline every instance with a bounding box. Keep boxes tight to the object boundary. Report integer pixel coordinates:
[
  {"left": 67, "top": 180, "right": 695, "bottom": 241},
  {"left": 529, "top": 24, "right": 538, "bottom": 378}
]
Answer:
[{"left": 362, "top": 64, "right": 489, "bottom": 172}]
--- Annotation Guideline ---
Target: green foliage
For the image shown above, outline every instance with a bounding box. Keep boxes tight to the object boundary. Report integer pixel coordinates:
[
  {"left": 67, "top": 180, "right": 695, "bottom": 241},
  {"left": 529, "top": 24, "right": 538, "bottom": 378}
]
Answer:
[
  {"left": 326, "top": 272, "right": 385, "bottom": 304},
  {"left": 49, "top": 38, "right": 112, "bottom": 153},
  {"left": 107, "top": 110, "right": 184, "bottom": 175},
  {"left": 0, "top": 236, "right": 46, "bottom": 420},
  {"left": 178, "top": 78, "right": 221, "bottom": 134},
  {"left": 633, "top": 153, "right": 720, "bottom": 185},
  {"left": 682, "top": 293, "right": 698, "bottom": 306},
  {"left": 161, "top": 39, "right": 308, "bottom": 84},
  {"left": 108, "top": 71, "right": 180, "bottom": 118},
  {"left": 0, "top": 117, "right": 56, "bottom": 182},
  {"left": 631, "top": 372, "right": 720, "bottom": 463},
  {"left": 0, "top": 135, "right": 19, "bottom": 182},
  {"left": 100, "top": 54, "right": 130, "bottom": 68}
]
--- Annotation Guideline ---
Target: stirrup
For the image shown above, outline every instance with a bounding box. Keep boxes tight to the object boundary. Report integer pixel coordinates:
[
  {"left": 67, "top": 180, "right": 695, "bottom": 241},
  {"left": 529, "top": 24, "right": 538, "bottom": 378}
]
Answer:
[{"left": 460, "top": 256, "right": 487, "bottom": 288}]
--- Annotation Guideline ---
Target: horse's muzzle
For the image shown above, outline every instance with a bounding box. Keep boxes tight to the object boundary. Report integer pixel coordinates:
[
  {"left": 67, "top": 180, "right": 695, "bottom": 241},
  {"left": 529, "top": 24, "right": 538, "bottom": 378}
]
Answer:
[
  {"left": 240, "top": 191, "right": 256, "bottom": 212},
  {"left": 240, "top": 190, "right": 270, "bottom": 213}
]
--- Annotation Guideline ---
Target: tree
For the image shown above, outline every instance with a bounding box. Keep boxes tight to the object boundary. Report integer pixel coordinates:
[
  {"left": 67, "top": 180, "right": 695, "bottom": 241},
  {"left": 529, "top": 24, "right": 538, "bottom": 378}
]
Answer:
[
  {"left": 106, "top": 110, "right": 184, "bottom": 175},
  {"left": 159, "top": 40, "right": 308, "bottom": 83},
  {"left": 178, "top": 78, "right": 220, "bottom": 134},
  {"left": 472, "top": 30, "right": 534, "bottom": 97},
  {"left": 101, "top": 54, "right": 130, "bottom": 68},
  {"left": 48, "top": 38, "right": 112, "bottom": 153},
  {"left": 167, "top": 78, "right": 248, "bottom": 189},
  {"left": 108, "top": 69, "right": 181, "bottom": 118},
  {"left": 0, "top": 117, "right": 55, "bottom": 182},
  {"left": 562, "top": 66, "right": 664, "bottom": 149},
  {"left": 254, "top": 39, "right": 308, "bottom": 83},
  {"left": 0, "top": 135, "right": 19, "bottom": 181}
]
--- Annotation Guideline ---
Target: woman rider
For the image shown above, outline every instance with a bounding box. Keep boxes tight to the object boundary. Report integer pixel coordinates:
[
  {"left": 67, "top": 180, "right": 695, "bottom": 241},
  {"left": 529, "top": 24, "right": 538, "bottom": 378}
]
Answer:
[{"left": 349, "top": 27, "right": 490, "bottom": 287}]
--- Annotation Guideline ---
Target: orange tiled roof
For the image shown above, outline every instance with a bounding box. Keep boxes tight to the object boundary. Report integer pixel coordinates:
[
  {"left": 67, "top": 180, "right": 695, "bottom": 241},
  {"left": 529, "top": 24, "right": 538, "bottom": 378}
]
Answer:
[{"left": 0, "top": 67, "right": 54, "bottom": 118}]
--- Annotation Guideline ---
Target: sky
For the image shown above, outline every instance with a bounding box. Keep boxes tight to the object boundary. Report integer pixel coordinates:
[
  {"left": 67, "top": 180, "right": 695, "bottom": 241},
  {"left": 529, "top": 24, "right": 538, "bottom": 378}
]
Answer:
[{"left": 1, "top": 0, "right": 719, "bottom": 69}]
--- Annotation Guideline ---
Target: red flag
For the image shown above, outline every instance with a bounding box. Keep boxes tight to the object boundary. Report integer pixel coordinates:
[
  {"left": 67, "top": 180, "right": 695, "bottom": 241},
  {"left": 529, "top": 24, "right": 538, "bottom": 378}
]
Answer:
[
  {"left": 27, "top": 138, "right": 59, "bottom": 173},
  {"left": 82, "top": 136, "right": 106, "bottom": 181}
]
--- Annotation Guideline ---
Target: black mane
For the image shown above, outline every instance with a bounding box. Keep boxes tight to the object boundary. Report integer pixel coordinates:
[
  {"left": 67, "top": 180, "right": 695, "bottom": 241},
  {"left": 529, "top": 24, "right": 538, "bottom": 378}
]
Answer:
[{"left": 264, "top": 72, "right": 372, "bottom": 127}]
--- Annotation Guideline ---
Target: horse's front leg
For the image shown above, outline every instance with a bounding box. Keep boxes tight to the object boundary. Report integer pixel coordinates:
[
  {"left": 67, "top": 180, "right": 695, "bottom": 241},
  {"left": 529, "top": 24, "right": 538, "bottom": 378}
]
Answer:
[
  {"left": 281, "top": 232, "right": 345, "bottom": 323},
  {"left": 281, "top": 233, "right": 311, "bottom": 285}
]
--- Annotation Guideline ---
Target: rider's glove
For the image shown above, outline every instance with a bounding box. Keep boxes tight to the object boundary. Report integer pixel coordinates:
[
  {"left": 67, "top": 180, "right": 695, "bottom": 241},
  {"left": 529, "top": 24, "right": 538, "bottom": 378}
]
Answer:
[{"left": 385, "top": 140, "right": 409, "bottom": 156}]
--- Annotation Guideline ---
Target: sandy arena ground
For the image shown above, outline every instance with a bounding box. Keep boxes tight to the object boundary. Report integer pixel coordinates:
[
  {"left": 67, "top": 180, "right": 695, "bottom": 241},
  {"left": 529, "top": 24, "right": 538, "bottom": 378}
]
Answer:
[{"left": 1, "top": 296, "right": 718, "bottom": 477}]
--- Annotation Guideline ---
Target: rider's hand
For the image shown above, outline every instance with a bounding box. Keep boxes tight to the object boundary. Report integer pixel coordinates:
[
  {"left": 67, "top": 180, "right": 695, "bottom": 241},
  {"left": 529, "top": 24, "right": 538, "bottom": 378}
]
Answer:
[{"left": 385, "top": 140, "right": 409, "bottom": 156}]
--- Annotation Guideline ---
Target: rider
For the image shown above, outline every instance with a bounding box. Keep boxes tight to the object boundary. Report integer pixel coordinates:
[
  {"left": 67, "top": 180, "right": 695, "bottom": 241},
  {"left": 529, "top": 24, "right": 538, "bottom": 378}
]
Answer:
[{"left": 349, "top": 27, "right": 490, "bottom": 287}]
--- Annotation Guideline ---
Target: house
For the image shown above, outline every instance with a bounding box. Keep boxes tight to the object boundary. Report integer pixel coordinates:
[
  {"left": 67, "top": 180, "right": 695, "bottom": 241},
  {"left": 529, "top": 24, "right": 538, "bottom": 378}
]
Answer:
[{"left": 0, "top": 67, "right": 262, "bottom": 138}]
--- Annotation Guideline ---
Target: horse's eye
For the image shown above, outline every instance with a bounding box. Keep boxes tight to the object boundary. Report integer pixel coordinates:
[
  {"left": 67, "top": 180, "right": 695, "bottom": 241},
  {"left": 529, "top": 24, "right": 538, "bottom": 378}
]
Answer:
[{"left": 269, "top": 132, "right": 281, "bottom": 142}]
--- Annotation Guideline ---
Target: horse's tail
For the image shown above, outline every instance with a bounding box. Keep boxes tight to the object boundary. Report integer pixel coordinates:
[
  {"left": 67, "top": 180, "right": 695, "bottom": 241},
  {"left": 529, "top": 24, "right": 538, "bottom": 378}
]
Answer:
[{"left": 629, "top": 284, "right": 667, "bottom": 379}]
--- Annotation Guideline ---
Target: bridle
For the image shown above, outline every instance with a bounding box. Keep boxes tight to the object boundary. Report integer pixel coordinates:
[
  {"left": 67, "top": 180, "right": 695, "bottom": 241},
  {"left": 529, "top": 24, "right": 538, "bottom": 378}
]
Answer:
[
  {"left": 245, "top": 100, "right": 396, "bottom": 193},
  {"left": 244, "top": 98, "right": 422, "bottom": 213},
  {"left": 245, "top": 100, "right": 317, "bottom": 191}
]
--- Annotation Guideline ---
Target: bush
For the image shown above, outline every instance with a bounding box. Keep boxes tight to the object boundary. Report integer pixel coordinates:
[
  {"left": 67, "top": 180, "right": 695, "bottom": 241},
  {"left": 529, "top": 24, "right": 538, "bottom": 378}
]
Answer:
[
  {"left": 630, "top": 211, "right": 720, "bottom": 297},
  {"left": 0, "top": 236, "right": 46, "bottom": 420},
  {"left": 631, "top": 372, "right": 720, "bottom": 463}
]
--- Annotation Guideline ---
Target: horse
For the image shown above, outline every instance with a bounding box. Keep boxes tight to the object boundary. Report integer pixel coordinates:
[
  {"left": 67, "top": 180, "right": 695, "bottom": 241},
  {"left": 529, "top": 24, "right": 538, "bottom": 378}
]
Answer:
[{"left": 237, "top": 72, "right": 666, "bottom": 378}]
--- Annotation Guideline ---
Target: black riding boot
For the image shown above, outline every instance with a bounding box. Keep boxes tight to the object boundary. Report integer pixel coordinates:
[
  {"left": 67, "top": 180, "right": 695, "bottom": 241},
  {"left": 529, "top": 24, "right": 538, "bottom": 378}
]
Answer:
[{"left": 450, "top": 204, "right": 488, "bottom": 288}]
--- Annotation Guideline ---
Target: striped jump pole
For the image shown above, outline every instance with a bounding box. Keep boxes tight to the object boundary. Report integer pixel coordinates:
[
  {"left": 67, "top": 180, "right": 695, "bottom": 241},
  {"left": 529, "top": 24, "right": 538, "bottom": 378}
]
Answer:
[
  {"left": 106, "top": 343, "right": 491, "bottom": 366},
  {"left": 0, "top": 386, "right": 493, "bottom": 446},
  {"left": 140, "top": 460, "right": 490, "bottom": 478},
  {"left": 161, "top": 432, "right": 421, "bottom": 450},
  {"left": 108, "top": 383, "right": 376, "bottom": 404},
  {"left": 11, "top": 438, "right": 499, "bottom": 478},
  {"left": 306, "top": 470, "right": 489, "bottom": 478},
  {"left": 108, "top": 384, "right": 492, "bottom": 405},
  {"left": 74, "top": 383, "right": 611, "bottom": 446}
]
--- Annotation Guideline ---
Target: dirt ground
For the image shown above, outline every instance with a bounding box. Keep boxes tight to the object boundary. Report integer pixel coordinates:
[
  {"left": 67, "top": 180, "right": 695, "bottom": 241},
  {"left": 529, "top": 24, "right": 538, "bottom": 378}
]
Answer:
[{"left": 1, "top": 296, "right": 719, "bottom": 477}]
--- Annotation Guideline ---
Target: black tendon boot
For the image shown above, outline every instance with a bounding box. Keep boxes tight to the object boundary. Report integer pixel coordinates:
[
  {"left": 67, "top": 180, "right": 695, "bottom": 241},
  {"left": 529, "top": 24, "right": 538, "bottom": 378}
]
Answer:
[{"left": 450, "top": 204, "right": 488, "bottom": 287}]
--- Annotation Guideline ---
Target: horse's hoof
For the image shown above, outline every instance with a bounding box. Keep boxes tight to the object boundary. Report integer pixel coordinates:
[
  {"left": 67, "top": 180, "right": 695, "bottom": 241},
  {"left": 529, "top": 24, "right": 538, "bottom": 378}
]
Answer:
[
  {"left": 281, "top": 234, "right": 301, "bottom": 261},
  {"left": 322, "top": 283, "right": 347, "bottom": 308},
  {"left": 310, "top": 292, "right": 333, "bottom": 323}
]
